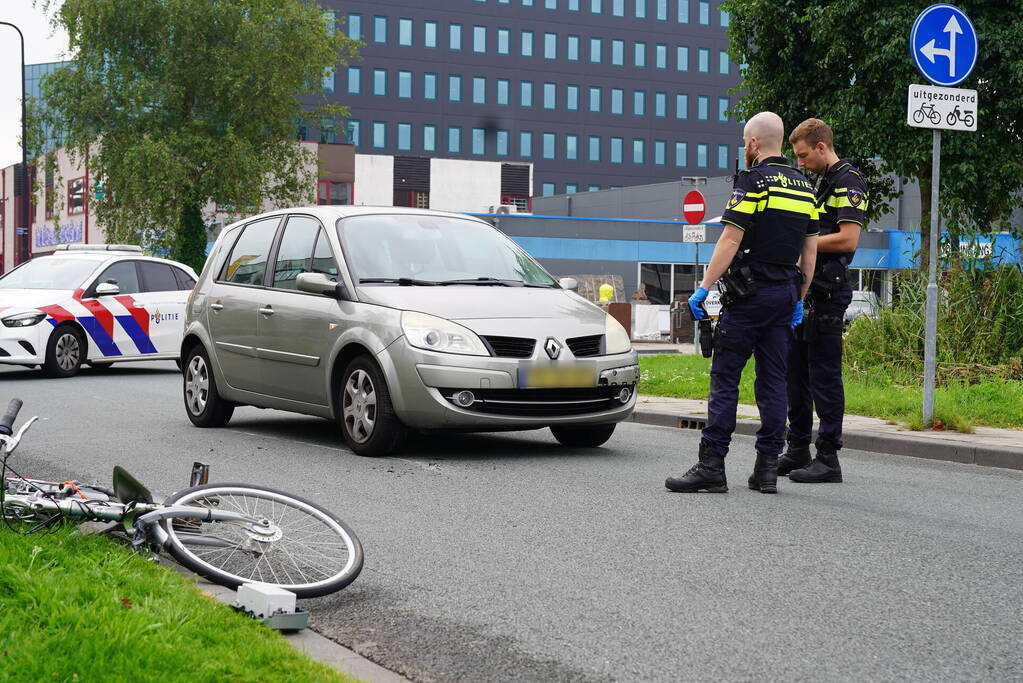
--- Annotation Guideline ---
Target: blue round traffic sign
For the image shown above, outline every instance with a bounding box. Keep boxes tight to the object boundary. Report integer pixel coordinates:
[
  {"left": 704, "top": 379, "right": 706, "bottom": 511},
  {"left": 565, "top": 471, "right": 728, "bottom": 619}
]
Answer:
[{"left": 910, "top": 4, "right": 978, "bottom": 87}]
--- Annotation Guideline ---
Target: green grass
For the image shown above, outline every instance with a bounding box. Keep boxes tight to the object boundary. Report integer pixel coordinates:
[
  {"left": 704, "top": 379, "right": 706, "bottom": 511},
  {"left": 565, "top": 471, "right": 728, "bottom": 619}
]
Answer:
[
  {"left": 0, "top": 526, "right": 351, "bottom": 683},
  {"left": 639, "top": 354, "right": 1023, "bottom": 431}
]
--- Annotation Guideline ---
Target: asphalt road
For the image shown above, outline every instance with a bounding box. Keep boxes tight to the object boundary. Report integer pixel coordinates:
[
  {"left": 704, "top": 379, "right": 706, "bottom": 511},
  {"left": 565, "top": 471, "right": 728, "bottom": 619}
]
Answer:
[{"left": 3, "top": 361, "right": 1022, "bottom": 682}]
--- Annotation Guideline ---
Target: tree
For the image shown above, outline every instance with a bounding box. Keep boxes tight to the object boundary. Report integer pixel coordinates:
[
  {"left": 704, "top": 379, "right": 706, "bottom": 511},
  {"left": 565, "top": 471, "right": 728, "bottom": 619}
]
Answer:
[
  {"left": 722, "top": 0, "right": 1023, "bottom": 268},
  {"left": 40, "top": 0, "right": 358, "bottom": 270}
]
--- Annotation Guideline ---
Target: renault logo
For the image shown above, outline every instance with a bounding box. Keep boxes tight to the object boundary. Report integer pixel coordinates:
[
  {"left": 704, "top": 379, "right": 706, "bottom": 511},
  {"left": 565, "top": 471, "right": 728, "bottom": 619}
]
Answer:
[{"left": 544, "top": 338, "right": 562, "bottom": 360}]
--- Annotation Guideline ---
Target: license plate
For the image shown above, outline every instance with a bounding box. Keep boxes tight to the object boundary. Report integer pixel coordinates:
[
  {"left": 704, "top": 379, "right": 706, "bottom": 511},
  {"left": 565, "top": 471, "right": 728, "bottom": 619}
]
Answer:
[{"left": 518, "top": 366, "right": 596, "bottom": 388}]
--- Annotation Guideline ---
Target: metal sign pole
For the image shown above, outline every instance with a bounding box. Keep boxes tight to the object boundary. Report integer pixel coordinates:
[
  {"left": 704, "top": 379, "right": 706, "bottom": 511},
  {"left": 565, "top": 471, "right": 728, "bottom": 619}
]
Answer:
[
  {"left": 923, "top": 129, "right": 940, "bottom": 425},
  {"left": 693, "top": 242, "right": 700, "bottom": 345}
]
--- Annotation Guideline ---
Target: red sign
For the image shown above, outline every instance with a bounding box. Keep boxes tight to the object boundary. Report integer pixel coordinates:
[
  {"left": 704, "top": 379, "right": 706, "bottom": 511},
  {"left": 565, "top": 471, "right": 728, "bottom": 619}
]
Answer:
[{"left": 683, "top": 190, "right": 706, "bottom": 224}]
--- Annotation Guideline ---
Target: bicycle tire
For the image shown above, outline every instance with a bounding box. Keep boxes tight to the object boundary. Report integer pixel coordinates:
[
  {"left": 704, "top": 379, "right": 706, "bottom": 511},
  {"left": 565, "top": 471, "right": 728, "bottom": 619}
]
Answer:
[{"left": 161, "top": 483, "right": 363, "bottom": 598}]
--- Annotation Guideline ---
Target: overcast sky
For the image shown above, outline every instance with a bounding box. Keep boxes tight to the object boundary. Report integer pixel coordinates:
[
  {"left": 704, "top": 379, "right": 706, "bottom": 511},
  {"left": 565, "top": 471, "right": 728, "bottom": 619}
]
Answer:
[{"left": 0, "top": 0, "right": 69, "bottom": 168}]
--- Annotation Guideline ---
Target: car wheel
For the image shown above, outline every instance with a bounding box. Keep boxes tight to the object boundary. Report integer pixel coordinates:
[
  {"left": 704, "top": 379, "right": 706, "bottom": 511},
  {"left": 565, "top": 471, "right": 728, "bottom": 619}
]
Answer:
[
  {"left": 550, "top": 423, "right": 617, "bottom": 448},
  {"left": 339, "top": 355, "right": 407, "bottom": 457},
  {"left": 183, "top": 345, "right": 234, "bottom": 428},
  {"left": 42, "top": 324, "right": 85, "bottom": 378}
]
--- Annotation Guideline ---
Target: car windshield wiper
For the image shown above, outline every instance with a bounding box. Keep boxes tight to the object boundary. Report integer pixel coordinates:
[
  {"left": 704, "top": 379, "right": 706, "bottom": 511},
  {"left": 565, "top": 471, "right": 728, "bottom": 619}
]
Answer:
[
  {"left": 358, "top": 277, "right": 438, "bottom": 286},
  {"left": 436, "top": 277, "right": 532, "bottom": 287}
]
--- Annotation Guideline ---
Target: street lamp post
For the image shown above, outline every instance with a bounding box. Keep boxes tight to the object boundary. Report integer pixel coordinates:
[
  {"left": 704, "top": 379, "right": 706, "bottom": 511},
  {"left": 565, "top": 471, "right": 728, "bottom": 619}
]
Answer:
[{"left": 0, "top": 21, "right": 30, "bottom": 265}]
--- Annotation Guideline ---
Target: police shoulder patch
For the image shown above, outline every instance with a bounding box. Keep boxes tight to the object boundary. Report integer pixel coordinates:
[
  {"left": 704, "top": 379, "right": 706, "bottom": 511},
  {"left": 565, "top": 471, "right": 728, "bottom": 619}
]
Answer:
[
  {"left": 727, "top": 189, "right": 746, "bottom": 209},
  {"left": 848, "top": 188, "right": 864, "bottom": 207}
]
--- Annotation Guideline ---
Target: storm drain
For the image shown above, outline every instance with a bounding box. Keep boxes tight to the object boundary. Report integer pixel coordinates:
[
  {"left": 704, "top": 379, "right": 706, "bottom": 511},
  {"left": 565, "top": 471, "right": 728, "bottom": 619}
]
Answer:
[{"left": 678, "top": 417, "right": 708, "bottom": 430}]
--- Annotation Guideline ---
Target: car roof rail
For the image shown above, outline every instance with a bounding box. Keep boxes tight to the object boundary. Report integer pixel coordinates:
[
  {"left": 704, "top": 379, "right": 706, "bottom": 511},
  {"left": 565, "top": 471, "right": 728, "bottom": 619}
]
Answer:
[{"left": 53, "top": 244, "right": 144, "bottom": 253}]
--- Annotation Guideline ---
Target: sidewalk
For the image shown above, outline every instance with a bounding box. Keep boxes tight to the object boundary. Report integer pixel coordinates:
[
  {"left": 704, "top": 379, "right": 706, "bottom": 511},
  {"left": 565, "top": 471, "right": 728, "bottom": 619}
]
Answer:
[{"left": 629, "top": 394, "right": 1023, "bottom": 471}]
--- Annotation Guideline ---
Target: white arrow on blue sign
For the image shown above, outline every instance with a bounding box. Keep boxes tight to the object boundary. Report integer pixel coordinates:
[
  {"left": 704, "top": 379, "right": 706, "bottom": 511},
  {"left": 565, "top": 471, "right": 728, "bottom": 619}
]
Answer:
[{"left": 910, "top": 4, "right": 978, "bottom": 87}]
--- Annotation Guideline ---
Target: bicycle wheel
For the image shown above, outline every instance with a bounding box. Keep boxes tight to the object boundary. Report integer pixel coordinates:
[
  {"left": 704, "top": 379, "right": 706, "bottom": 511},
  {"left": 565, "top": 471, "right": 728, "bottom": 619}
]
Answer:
[{"left": 161, "top": 483, "right": 363, "bottom": 598}]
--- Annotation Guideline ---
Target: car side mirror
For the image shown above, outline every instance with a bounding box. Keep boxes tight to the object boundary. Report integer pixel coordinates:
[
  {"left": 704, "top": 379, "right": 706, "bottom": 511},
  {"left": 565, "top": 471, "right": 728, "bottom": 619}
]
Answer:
[
  {"left": 297, "top": 272, "right": 350, "bottom": 301},
  {"left": 95, "top": 282, "right": 120, "bottom": 296},
  {"left": 559, "top": 277, "right": 579, "bottom": 291}
]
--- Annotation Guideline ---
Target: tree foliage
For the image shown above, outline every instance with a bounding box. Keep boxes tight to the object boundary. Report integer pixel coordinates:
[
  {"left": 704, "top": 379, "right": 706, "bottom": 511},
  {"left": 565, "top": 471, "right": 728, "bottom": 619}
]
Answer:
[
  {"left": 40, "top": 0, "right": 358, "bottom": 269},
  {"left": 722, "top": 0, "right": 1023, "bottom": 252}
]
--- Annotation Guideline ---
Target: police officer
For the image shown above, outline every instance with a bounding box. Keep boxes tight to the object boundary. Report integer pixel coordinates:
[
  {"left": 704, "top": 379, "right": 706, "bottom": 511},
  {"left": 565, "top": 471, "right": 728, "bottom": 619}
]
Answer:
[
  {"left": 780, "top": 118, "right": 868, "bottom": 484},
  {"left": 666, "top": 112, "right": 819, "bottom": 494}
]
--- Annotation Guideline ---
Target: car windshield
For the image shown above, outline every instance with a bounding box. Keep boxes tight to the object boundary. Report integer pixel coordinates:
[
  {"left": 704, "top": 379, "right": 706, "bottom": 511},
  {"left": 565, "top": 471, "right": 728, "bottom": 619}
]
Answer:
[
  {"left": 338, "top": 214, "right": 557, "bottom": 287},
  {"left": 0, "top": 257, "right": 99, "bottom": 290}
]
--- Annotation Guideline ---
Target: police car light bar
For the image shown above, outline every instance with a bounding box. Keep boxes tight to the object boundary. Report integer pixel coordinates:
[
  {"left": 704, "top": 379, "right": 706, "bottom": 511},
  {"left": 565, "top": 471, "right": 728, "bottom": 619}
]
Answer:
[{"left": 54, "top": 244, "right": 143, "bottom": 253}]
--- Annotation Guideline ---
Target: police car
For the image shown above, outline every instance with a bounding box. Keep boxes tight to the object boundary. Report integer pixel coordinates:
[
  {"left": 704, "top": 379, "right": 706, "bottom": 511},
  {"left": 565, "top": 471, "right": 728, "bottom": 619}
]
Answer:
[{"left": 0, "top": 245, "right": 198, "bottom": 377}]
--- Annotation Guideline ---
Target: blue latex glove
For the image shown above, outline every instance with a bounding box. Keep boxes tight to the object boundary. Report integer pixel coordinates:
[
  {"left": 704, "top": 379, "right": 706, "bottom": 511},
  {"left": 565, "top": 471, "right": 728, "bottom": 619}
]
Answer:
[
  {"left": 688, "top": 287, "right": 709, "bottom": 320},
  {"left": 791, "top": 300, "right": 804, "bottom": 328}
]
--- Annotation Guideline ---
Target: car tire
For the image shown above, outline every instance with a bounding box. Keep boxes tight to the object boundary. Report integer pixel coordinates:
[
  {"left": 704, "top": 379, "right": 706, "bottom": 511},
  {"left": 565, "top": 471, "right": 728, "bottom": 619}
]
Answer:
[
  {"left": 42, "top": 324, "right": 86, "bottom": 378},
  {"left": 339, "top": 355, "right": 407, "bottom": 457},
  {"left": 550, "top": 423, "right": 617, "bottom": 448},
  {"left": 183, "top": 345, "right": 234, "bottom": 428}
]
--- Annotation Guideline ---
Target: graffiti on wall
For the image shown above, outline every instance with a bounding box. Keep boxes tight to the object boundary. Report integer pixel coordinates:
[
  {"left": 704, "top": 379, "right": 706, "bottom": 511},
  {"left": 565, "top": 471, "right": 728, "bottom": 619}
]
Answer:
[{"left": 35, "top": 220, "right": 84, "bottom": 248}]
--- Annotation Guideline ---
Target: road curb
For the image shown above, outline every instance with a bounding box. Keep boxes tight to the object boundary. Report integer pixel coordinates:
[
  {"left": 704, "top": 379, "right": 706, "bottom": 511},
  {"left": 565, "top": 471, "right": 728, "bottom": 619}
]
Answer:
[{"left": 628, "top": 410, "right": 1023, "bottom": 471}]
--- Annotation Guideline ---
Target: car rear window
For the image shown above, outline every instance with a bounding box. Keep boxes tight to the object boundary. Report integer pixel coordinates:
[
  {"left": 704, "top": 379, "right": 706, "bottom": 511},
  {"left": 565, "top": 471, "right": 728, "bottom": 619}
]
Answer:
[
  {"left": 220, "top": 217, "right": 280, "bottom": 286},
  {"left": 139, "top": 262, "right": 179, "bottom": 292}
]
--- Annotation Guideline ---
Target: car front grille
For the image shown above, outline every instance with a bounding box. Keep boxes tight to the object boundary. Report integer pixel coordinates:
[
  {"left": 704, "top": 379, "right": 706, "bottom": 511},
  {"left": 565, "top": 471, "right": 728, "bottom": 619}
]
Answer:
[
  {"left": 482, "top": 335, "right": 535, "bottom": 358},
  {"left": 439, "top": 387, "right": 629, "bottom": 417},
  {"left": 566, "top": 334, "right": 604, "bottom": 357}
]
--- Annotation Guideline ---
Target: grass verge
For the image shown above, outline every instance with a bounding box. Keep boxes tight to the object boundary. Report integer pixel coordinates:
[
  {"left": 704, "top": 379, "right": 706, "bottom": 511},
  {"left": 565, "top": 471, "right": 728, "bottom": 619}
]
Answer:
[
  {"left": 0, "top": 526, "right": 351, "bottom": 683},
  {"left": 638, "top": 354, "right": 1023, "bottom": 431}
]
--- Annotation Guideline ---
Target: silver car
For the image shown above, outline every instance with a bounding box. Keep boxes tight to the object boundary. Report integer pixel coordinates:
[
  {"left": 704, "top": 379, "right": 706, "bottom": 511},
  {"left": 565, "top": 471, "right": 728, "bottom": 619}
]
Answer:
[{"left": 181, "top": 207, "right": 638, "bottom": 456}]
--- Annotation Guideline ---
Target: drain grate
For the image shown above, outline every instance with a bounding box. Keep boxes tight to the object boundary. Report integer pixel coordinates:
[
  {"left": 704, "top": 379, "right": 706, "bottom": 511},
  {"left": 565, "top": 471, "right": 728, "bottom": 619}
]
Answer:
[{"left": 678, "top": 417, "right": 707, "bottom": 430}]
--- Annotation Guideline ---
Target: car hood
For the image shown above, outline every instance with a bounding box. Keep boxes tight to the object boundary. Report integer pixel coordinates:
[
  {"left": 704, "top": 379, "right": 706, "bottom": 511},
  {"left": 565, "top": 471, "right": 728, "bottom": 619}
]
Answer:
[
  {"left": 0, "top": 289, "right": 70, "bottom": 314},
  {"left": 356, "top": 286, "right": 606, "bottom": 323}
]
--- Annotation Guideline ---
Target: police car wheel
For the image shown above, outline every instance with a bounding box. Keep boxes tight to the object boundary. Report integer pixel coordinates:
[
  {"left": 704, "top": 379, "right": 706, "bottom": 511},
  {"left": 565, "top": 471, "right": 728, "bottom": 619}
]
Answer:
[
  {"left": 550, "top": 423, "right": 617, "bottom": 448},
  {"left": 183, "top": 346, "right": 234, "bottom": 428},
  {"left": 42, "top": 324, "right": 85, "bottom": 378}
]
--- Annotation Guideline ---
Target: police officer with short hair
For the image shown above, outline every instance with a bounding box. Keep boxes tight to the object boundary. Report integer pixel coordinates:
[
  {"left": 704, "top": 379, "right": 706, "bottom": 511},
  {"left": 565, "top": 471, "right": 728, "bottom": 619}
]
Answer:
[
  {"left": 780, "top": 118, "right": 868, "bottom": 483},
  {"left": 666, "top": 112, "right": 819, "bottom": 494}
]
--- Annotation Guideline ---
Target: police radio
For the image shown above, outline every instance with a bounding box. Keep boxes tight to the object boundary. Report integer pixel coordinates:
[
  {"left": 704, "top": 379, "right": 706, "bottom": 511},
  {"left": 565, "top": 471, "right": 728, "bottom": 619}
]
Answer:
[{"left": 687, "top": 301, "right": 715, "bottom": 358}]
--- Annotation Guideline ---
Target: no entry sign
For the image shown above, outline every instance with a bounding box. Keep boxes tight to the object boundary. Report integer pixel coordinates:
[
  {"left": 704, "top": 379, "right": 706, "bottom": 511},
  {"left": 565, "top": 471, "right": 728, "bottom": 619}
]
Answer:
[{"left": 683, "top": 190, "right": 706, "bottom": 224}]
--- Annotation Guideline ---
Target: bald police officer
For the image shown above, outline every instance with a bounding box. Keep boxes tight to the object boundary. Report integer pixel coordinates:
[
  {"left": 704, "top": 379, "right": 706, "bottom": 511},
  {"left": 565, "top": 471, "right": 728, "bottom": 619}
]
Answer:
[
  {"left": 781, "top": 118, "right": 868, "bottom": 483},
  {"left": 666, "top": 112, "right": 819, "bottom": 494}
]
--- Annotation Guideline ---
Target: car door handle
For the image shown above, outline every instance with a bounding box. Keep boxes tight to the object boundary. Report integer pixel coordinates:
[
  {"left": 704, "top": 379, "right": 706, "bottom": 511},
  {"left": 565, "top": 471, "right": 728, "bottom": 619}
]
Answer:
[
  {"left": 210, "top": 303, "right": 224, "bottom": 311},
  {"left": 258, "top": 306, "right": 274, "bottom": 316}
]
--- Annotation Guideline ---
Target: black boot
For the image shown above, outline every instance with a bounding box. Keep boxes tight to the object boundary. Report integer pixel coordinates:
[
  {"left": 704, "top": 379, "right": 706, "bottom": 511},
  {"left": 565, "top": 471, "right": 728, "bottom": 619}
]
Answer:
[
  {"left": 777, "top": 442, "right": 811, "bottom": 477},
  {"left": 747, "top": 451, "right": 779, "bottom": 494},
  {"left": 789, "top": 439, "right": 843, "bottom": 483},
  {"left": 665, "top": 442, "right": 728, "bottom": 493}
]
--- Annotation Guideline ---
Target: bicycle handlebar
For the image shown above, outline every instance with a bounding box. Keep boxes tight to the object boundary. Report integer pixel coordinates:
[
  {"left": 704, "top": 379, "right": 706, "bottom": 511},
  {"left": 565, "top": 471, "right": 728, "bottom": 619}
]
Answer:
[{"left": 0, "top": 399, "right": 22, "bottom": 437}]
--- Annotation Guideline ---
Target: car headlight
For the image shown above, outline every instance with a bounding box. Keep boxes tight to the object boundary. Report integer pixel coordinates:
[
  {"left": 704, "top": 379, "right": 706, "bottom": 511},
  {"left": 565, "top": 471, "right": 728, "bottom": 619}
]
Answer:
[
  {"left": 401, "top": 311, "right": 489, "bottom": 356},
  {"left": 605, "top": 313, "right": 632, "bottom": 354},
  {"left": 1, "top": 311, "right": 47, "bottom": 328}
]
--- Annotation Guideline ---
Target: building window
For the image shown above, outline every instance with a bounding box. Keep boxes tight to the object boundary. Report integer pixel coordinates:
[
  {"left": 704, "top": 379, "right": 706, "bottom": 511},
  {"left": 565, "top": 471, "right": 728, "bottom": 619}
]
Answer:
[
  {"left": 656, "top": 0, "right": 668, "bottom": 20},
  {"left": 397, "top": 71, "right": 412, "bottom": 98},
  {"left": 542, "top": 182, "right": 555, "bottom": 196},
  {"left": 67, "top": 177, "right": 85, "bottom": 214},
  {"left": 347, "top": 120, "right": 360, "bottom": 146},
  {"left": 520, "top": 131, "right": 533, "bottom": 157},
  {"left": 498, "top": 28, "right": 510, "bottom": 54},
  {"left": 677, "top": 46, "right": 689, "bottom": 71},
  {"left": 373, "top": 15, "right": 387, "bottom": 43},
  {"left": 317, "top": 181, "right": 353, "bottom": 206},
  {"left": 635, "top": 0, "right": 646, "bottom": 18},
  {"left": 545, "top": 0, "right": 557, "bottom": 7},
  {"left": 697, "top": 143, "right": 708, "bottom": 168},
  {"left": 678, "top": 0, "right": 689, "bottom": 23},
  {"left": 448, "top": 126, "right": 461, "bottom": 153},
  {"left": 423, "top": 73, "right": 438, "bottom": 100},
  {"left": 634, "top": 41, "right": 646, "bottom": 67},
  {"left": 347, "top": 66, "right": 360, "bottom": 94},
  {"left": 521, "top": 80, "right": 533, "bottom": 107},
  {"left": 610, "top": 137, "right": 623, "bottom": 163},
  {"left": 612, "top": 0, "right": 624, "bottom": 16},
  {"left": 588, "top": 184, "right": 600, "bottom": 191},
  {"left": 675, "top": 141, "right": 688, "bottom": 167},
  {"left": 497, "top": 130, "right": 509, "bottom": 156},
  {"left": 372, "top": 121, "right": 386, "bottom": 149},
  {"left": 654, "top": 140, "right": 666, "bottom": 165},
  {"left": 633, "top": 90, "right": 645, "bottom": 116},
  {"left": 676, "top": 93, "right": 689, "bottom": 119},
  {"left": 473, "top": 77, "right": 487, "bottom": 104},
  {"left": 567, "top": 35, "right": 580, "bottom": 60},
  {"left": 347, "top": 13, "right": 362, "bottom": 40},
  {"left": 543, "top": 82, "right": 556, "bottom": 109},
  {"left": 738, "top": 145, "right": 746, "bottom": 170},
  {"left": 566, "top": 134, "right": 578, "bottom": 160},
  {"left": 397, "top": 123, "right": 412, "bottom": 151},
  {"left": 588, "top": 135, "right": 601, "bottom": 161},
  {"left": 425, "top": 20, "right": 438, "bottom": 47},
  {"left": 591, "top": 0, "right": 602, "bottom": 12},
  {"left": 568, "top": 0, "right": 580, "bottom": 9},
  {"left": 521, "top": 30, "right": 534, "bottom": 56},
  {"left": 610, "top": 88, "right": 623, "bottom": 114},
  {"left": 497, "top": 78, "right": 510, "bottom": 105},
  {"left": 718, "top": 96, "right": 729, "bottom": 121},
  {"left": 697, "top": 95, "right": 708, "bottom": 120},
  {"left": 322, "top": 67, "right": 335, "bottom": 93},
  {"left": 566, "top": 84, "right": 579, "bottom": 110},
  {"left": 720, "top": 9, "right": 730, "bottom": 27},
  {"left": 373, "top": 68, "right": 387, "bottom": 96},
  {"left": 632, "top": 138, "right": 644, "bottom": 164},
  {"left": 566, "top": 183, "right": 578, "bottom": 194},
  {"left": 473, "top": 128, "right": 486, "bottom": 155},
  {"left": 611, "top": 39, "right": 624, "bottom": 66},
  {"left": 523, "top": 0, "right": 534, "bottom": 5},
  {"left": 699, "top": 1, "right": 710, "bottom": 25},
  {"left": 544, "top": 32, "right": 557, "bottom": 59},
  {"left": 589, "top": 86, "right": 601, "bottom": 112},
  {"left": 719, "top": 50, "right": 730, "bottom": 75},
  {"left": 449, "top": 75, "right": 462, "bottom": 101},
  {"left": 399, "top": 18, "right": 413, "bottom": 46},
  {"left": 320, "top": 118, "right": 336, "bottom": 144},
  {"left": 450, "top": 23, "right": 462, "bottom": 50},
  {"left": 655, "top": 43, "right": 667, "bottom": 69},
  {"left": 698, "top": 48, "right": 709, "bottom": 73},
  {"left": 423, "top": 125, "right": 436, "bottom": 152},
  {"left": 590, "top": 37, "right": 602, "bottom": 62},
  {"left": 543, "top": 132, "right": 556, "bottom": 159},
  {"left": 717, "top": 144, "right": 729, "bottom": 169},
  {"left": 474, "top": 25, "right": 487, "bottom": 53}
]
